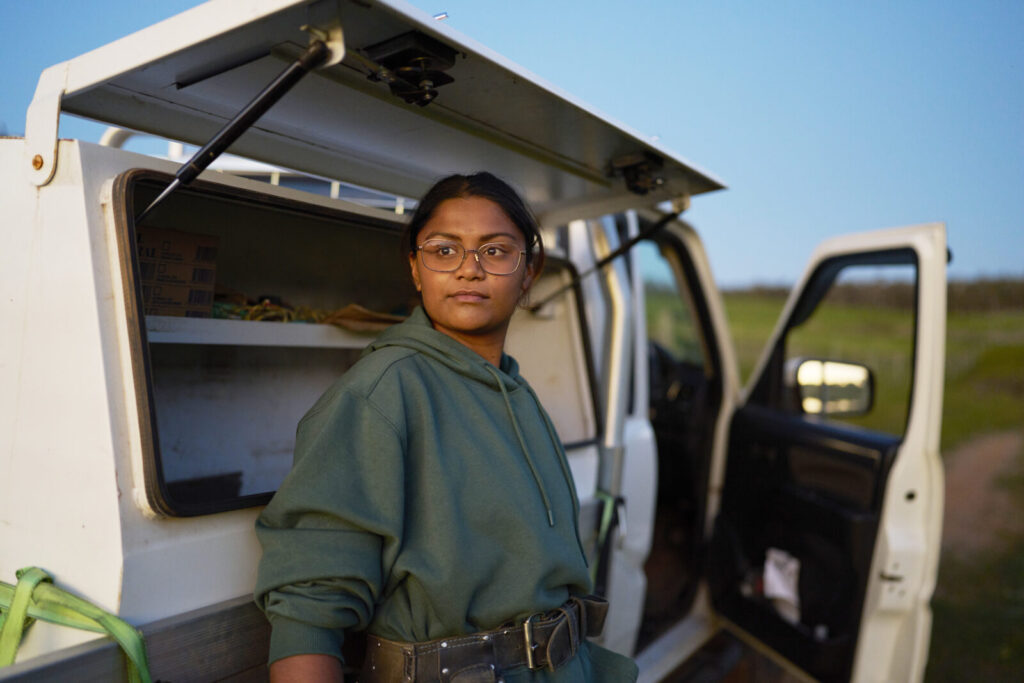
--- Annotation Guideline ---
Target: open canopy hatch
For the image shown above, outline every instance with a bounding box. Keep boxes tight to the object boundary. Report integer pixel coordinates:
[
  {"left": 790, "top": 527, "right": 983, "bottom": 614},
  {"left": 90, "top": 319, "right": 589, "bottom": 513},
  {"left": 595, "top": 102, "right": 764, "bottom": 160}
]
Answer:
[{"left": 26, "top": 0, "right": 724, "bottom": 221}]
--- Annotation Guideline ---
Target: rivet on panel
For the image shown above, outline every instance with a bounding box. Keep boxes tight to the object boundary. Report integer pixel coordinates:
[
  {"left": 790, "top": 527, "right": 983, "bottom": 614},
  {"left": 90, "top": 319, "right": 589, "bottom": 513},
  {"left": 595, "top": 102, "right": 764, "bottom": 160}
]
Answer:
[{"left": 32, "top": 154, "right": 44, "bottom": 170}]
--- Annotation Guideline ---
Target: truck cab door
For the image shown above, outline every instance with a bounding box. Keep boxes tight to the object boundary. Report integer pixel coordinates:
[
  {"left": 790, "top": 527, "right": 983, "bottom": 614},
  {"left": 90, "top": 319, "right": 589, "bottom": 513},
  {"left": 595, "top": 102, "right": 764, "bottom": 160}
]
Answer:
[{"left": 707, "top": 223, "right": 947, "bottom": 682}]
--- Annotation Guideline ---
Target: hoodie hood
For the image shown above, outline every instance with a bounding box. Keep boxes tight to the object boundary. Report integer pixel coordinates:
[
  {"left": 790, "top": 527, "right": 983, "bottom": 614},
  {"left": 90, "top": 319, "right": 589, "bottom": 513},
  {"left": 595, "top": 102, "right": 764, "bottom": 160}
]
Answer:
[
  {"left": 363, "top": 306, "right": 574, "bottom": 528},
  {"left": 364, "top": 306, "right": 523, "bottom": 392}
]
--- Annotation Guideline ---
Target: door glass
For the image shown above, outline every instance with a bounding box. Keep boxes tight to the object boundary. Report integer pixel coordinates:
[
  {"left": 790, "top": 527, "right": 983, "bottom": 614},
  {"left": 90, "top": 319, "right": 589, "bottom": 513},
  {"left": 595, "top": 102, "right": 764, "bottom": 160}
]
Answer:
[
  {"left": 636, "top": 240, "right": 705, "bottom": 368},
  {"left": 784, "top": 262, "right": 916, "bottom": 435}
]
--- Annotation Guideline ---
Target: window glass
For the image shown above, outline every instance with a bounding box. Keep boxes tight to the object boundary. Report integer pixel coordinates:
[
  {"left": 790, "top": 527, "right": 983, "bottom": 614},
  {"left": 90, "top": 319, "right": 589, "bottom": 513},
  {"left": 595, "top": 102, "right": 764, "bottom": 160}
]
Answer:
[
  {"left": 784, "top": 262, "right": 916, "bottom": 435},
  {"left": 277, "top": 175, "right": 332, "bottom": 196},
  {"left": 637, "top": 240, "right": 704, "bottom": 368}
]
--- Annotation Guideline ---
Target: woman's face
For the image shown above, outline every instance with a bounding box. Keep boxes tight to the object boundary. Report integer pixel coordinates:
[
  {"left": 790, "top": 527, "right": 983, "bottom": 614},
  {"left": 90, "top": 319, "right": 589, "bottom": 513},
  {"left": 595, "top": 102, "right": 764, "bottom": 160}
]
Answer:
[{"left": 409, "top": 196, "right": 534, "bottom": 348}]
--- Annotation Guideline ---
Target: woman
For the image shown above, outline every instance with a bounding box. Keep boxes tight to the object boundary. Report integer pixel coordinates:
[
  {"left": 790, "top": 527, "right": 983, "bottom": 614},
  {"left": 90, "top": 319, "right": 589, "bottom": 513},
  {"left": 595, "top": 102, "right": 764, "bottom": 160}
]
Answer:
[{"left": 255, "top": 173, "right": 638, "bottom": 682}]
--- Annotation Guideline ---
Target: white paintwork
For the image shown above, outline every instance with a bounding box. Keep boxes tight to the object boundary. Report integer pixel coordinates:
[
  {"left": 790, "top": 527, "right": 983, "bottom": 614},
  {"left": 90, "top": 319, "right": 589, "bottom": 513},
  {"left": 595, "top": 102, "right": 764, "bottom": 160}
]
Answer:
[
  {"left": 2, "top": 140, "right": 302, "bottom": 656},
  {"left": 1, "top": 140, "right": 130, "bottom": 658}
]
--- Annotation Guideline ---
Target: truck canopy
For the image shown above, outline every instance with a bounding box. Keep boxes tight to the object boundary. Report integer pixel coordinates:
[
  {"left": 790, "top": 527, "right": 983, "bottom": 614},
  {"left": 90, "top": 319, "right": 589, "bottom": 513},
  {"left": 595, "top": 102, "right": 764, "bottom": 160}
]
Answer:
[{"left": 30, "top": 0, "right": 724, "bottom": 220}]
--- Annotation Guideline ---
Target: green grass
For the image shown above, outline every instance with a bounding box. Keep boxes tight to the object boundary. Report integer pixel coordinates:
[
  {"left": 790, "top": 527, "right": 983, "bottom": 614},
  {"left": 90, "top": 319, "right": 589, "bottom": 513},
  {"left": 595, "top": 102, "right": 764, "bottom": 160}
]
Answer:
[
  {"left": 717, "top": 293, "right": 786, "bottom": 381},
  {"left": 929, "top": 499, "right": 1024, "bottom": 682},
  {"left": 941, "top": 311, "right": 1024, "bottom": 450},
  {"left": 646, "top": 285, "right": 705, "bottom": 366}
]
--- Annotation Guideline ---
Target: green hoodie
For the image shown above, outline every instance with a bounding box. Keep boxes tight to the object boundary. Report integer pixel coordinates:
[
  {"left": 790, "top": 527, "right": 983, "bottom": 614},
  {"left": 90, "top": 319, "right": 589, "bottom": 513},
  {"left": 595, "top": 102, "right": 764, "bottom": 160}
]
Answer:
[{"left": 255, "top": 308, "right": 636, "bottom": 680}]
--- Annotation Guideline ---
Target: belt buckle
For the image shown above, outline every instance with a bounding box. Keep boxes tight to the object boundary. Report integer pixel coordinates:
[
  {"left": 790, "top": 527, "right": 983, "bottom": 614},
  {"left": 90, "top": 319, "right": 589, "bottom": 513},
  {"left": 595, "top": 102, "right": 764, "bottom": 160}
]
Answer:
[{"left": 523, "top": 614, "right": 541, "bottom": 670}]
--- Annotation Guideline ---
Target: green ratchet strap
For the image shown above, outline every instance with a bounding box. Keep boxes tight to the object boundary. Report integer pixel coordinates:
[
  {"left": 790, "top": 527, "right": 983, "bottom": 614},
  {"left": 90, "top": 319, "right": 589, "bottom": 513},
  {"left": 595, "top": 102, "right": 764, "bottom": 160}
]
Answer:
[
  {"left": 0, "top": 567, "right": 152, "bottom": 683},
  {"left": 591, "top": 490, "right": 624, "bottom": 595}
]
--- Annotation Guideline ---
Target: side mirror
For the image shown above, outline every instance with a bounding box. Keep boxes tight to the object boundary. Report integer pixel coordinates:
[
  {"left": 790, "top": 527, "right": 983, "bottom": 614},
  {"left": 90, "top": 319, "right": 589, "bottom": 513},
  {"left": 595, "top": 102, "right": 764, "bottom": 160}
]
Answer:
[{"left": 785, "top": 358, "right": 874, "bottom": 417}]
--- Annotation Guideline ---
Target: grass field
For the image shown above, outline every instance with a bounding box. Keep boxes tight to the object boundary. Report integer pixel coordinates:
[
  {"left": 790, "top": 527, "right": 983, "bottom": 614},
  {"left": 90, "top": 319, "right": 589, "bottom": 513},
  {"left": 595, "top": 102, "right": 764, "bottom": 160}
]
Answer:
[{"left": 717, "top": 285, "right": 1024, "bottom": 682}]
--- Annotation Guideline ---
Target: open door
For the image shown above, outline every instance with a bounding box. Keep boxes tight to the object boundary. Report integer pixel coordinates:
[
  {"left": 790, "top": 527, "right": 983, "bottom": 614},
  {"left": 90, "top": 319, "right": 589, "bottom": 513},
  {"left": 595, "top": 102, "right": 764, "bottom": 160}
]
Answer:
[{"left": 708, "top": 224, "right": 947, "bottom": 682}]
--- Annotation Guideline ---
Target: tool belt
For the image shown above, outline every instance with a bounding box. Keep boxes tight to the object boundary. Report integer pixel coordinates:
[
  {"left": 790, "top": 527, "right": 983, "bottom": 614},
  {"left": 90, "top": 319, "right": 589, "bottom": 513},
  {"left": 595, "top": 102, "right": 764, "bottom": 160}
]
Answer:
[{"left": 360, "top": 595, "right": 609, "bottom": 682}]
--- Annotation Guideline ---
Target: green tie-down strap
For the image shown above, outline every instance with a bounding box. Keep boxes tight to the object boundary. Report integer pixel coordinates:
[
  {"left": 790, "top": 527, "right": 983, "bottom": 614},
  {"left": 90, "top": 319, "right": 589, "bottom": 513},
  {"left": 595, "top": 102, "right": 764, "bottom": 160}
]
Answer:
[
  {"left": 591, "top": 490, "right": 622, "bottom": 587},
  {"left": 0, "top": 567, "right": 152, "bottom": 683}
]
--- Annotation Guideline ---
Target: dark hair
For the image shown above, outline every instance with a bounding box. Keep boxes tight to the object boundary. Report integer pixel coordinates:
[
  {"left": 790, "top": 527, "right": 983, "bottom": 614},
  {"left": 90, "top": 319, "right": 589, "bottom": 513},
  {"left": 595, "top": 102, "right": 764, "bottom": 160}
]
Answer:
[{"left": 404, "top": 172, "right": 545, "bottom": 272}]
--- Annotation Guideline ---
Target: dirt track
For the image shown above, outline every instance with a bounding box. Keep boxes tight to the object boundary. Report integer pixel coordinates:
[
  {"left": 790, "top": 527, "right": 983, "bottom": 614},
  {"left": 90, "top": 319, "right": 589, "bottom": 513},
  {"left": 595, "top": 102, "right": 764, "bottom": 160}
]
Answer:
[{"left": 942, "top": 430, "right": 1024, "bottom": 556}]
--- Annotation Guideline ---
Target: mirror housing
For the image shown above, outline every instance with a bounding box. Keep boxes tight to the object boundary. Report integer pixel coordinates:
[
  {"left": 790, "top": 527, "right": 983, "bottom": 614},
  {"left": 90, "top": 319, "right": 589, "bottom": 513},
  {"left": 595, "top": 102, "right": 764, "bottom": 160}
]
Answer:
[{"left": 785, "top": 358, "right": 874, "bottom": 417}]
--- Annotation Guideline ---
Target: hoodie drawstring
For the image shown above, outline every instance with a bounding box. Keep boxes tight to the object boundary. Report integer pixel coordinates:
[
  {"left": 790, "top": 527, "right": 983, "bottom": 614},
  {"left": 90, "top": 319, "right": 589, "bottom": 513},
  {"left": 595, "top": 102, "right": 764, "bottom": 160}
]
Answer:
[
  {"left": 525, "top": 384, "right": 591, "bottom": 567},
  {"left": 525, "top": 384, "right": 581, "bottom": 518},
  {"left": 484, "top": 364, "right": 556, "bottom": 527}
]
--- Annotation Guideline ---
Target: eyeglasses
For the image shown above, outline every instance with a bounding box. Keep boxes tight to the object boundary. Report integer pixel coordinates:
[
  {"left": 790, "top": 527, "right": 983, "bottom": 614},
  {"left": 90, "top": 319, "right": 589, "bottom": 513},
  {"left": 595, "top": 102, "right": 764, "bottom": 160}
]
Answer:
[{"left": 416, "top": 239, "right": 525, "bottom": 276}]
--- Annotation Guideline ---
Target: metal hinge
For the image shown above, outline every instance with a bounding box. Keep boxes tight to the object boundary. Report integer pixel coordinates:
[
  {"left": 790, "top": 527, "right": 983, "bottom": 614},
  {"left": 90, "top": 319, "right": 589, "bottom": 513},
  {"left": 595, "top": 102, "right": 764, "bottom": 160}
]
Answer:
[{"left": 609, "top": 151, "right": 665, "bottom": 195}]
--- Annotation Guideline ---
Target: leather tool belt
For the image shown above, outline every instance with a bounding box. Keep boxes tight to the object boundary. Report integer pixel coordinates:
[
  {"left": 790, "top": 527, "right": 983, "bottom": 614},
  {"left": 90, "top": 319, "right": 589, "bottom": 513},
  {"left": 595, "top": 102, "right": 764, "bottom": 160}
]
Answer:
[{"left": 360, "top": 595, "right": 609, "bottom": 682}]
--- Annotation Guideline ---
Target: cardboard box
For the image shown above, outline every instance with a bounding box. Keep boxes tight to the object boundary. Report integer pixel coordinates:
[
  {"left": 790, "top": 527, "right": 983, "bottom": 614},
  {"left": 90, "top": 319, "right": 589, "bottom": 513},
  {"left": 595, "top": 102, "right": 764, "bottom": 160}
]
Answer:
[
  {"left": 136, "top": 226, "right": 219, "bottom": 265},
  {"left": 136, "top": 227, "right": 219, "bottom": 317},
  {"left": 138, "top": 259, "right": 216, "bottom": 288},
  {"left": 142, "top": 283, "right": 214, "bottom": 308}
]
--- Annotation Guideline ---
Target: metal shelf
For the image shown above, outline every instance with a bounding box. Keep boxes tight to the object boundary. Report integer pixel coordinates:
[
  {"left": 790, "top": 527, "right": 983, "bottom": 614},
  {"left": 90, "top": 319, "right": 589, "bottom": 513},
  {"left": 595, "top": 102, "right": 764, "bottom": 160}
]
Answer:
[{"left": 145, "top": 315, "right": 375, "bottom": 349}]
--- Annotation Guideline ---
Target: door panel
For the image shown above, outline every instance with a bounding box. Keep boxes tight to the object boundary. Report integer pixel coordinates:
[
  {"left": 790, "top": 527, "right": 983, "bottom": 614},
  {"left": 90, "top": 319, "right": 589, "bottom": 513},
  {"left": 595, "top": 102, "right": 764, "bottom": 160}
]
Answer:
[
  {"left": 709, "top": 224, "right": 946, "bottom": 682},
  {"left": 709, "top": 407, "right": 898, "bottom": 680}
]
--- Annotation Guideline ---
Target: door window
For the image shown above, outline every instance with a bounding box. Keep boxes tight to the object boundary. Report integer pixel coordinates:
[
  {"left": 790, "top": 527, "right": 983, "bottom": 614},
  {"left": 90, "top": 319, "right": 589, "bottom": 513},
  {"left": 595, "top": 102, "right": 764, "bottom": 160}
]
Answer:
[
  {"left": 776, "top": 257, "right": 917, "bottom": 436},
  {"left": 636, "top": 240, "right": 706, "bottom": 369}
]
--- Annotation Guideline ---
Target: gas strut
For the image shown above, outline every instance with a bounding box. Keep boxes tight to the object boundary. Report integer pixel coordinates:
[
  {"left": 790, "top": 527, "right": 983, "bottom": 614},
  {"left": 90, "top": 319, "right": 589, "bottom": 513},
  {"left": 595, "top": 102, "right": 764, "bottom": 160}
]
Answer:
[
  {"left": 528, "top": 208, "right": 681, "bottom": 313},
  {"left": 135, "top": 40, "right": 332, "bottom": 225}
]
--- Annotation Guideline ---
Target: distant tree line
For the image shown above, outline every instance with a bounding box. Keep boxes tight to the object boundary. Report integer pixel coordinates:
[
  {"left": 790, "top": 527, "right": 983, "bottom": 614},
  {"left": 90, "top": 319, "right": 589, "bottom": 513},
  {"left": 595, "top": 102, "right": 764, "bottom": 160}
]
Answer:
[{"left": 724, "top": 278, "right": 1024, "bottom": 312}]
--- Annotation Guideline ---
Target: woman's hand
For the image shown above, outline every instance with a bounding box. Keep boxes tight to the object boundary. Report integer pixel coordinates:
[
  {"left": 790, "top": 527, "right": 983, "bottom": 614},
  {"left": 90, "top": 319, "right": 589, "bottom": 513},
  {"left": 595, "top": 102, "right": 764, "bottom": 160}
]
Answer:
[{"left": 269, "top": 654, "right": 344, "bottom": 682}]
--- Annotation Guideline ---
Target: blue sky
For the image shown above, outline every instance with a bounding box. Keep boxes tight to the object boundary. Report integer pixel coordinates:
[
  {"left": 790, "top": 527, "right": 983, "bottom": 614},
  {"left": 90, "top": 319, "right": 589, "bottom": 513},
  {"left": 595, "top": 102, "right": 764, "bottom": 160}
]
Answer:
[{"left": 2, "top": 0, "right": 1021, "bottom": 286}]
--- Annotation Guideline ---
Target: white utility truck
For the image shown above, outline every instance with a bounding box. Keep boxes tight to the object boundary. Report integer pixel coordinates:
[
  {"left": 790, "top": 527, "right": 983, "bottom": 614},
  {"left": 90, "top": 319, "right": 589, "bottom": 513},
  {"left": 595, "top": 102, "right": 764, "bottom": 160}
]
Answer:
[{"left": 0, "top": 1, "right": 947, "bottom": 681}]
